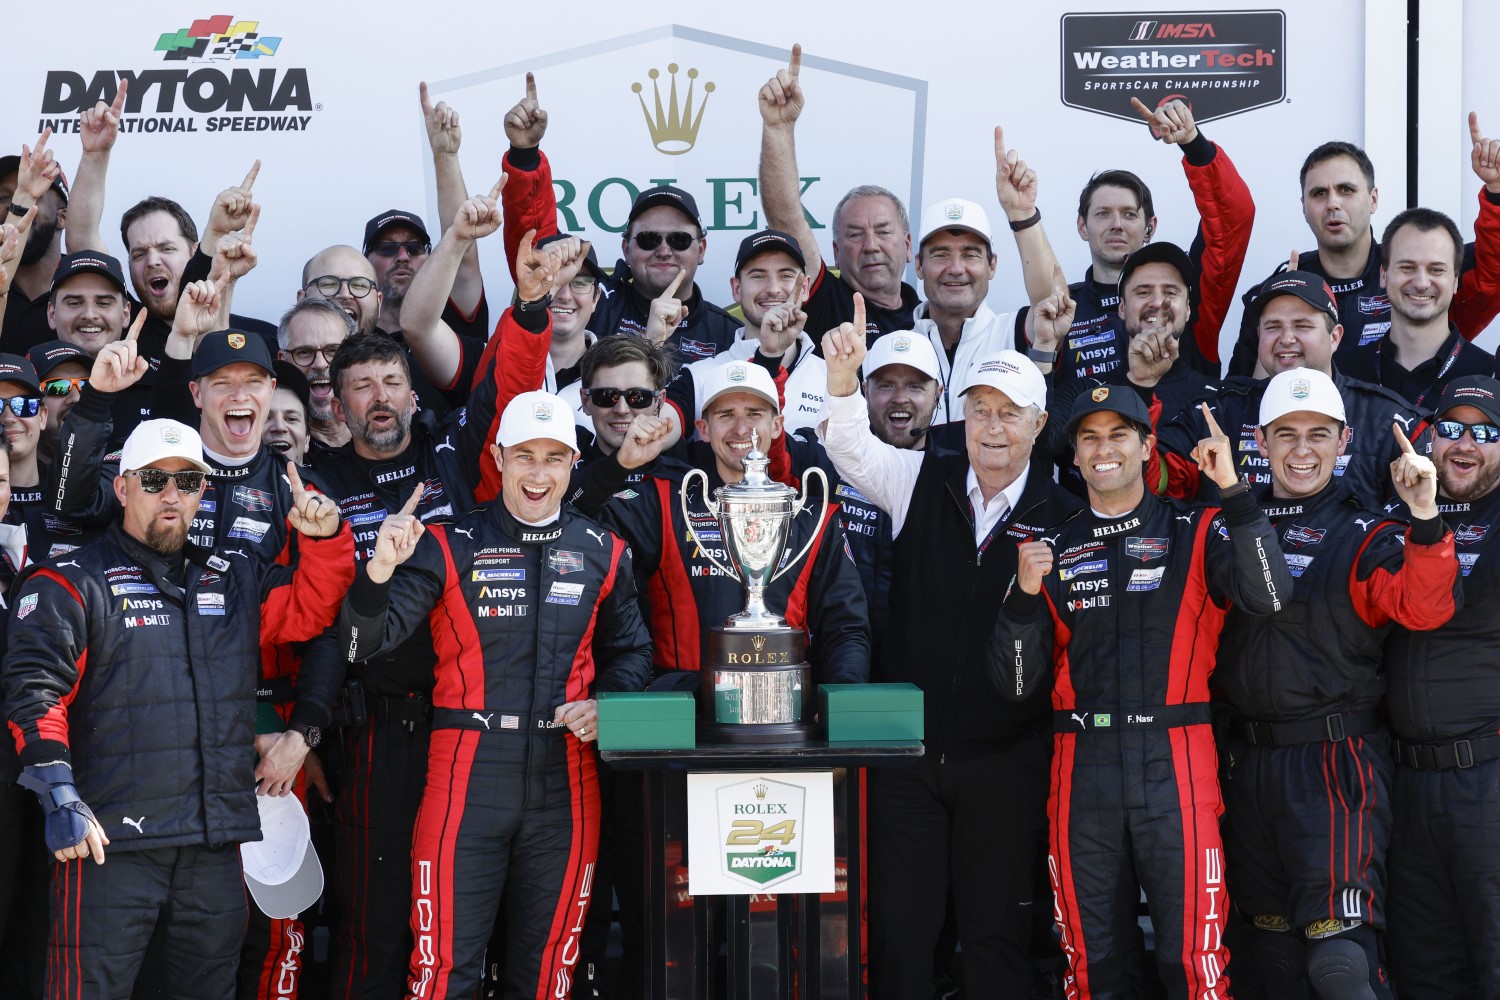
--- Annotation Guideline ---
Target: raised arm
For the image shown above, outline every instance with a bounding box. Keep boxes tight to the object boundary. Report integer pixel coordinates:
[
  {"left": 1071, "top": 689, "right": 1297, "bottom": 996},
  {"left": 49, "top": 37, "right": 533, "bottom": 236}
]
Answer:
[
  {"left": 994, "top": 126, "right": 1060, "bottom": 310},
  {"left": 757, "top": 44, "right": 822, "bottom": 279},
  {"left": 420, "top": 81, "right": 483, "bottom": 319},
  {"left": 65, "top": 84, "right": 127, "bottom": 255},
  {"left": 500, "top": 72, "right": 559, "bottom": 281}
]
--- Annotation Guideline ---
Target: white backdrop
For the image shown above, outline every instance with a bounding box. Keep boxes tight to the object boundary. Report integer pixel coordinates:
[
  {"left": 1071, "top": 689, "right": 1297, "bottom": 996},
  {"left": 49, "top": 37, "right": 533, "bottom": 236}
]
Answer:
[{"left": 8, "top": 1, "right": 1486, "bottom": 362}]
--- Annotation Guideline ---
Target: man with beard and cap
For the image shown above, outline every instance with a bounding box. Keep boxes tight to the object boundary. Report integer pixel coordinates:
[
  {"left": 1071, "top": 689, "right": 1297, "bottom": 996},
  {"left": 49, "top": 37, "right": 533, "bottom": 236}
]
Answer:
[
  {"left": 1212, "top": 367, "right": 1457, "bottom": 1000},
  {"left": 495, "top": 72, "right": 739, "bottom": 361},
  {"left": 1, "top": 417, "right": 353, "bottom": 1000},
  {"left": 275, "top": 297, "right": 357, "bottom": 456},
  {"left": 27, "top": 339, "right": 90, "bottom": 466},
  {"left": 1379, "top": 375, "right": 1500, "bottom": 997},
  {"left": 1147, "top": 270, "right": 1424, "bottom": 505},
  {"left": 0, "top": 129, "right": 70, "bottom": 354}
]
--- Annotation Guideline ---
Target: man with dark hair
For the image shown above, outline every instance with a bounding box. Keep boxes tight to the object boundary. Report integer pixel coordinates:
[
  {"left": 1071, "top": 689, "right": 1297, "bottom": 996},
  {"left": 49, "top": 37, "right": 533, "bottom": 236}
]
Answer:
[
  {"left": 1338, "top": 208, "right": 1497, "bottom": 405},
  {"left": 1228, "top": 117, "right": 1500, "bottom": 376},
  {"left": 276, "top": 297, "right": 357, "bottom": 453},
  {"left": 0, "top": 129, "right": 71, "bottom": 353},
  {"left": 27, "top": 339, "right": 90, "bottom": 465},
  {"left": 577, "top": 334, "right": 677, "bottom": 465}
]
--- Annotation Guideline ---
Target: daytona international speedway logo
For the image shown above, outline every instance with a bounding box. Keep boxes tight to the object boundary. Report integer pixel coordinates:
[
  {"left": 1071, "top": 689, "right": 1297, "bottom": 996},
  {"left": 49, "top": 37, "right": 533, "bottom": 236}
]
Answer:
[
  {"left": 716, "top": 776, "right": 805, "bottom": 888},
  {"left": 156, "top": 15, "right": 282, "bottom": 61}
]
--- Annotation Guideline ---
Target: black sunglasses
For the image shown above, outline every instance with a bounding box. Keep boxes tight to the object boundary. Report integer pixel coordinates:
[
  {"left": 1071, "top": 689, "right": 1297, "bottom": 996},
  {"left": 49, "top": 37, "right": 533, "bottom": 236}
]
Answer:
[
  {"left": 0, "top": 395, "right": 42, "bottom": 418},
  {"left": 1436, "top": 420, "right": 1500, "bottom": 444},
  {"left": 41, "top": 376, "right": 88, "bottom": 397},
  {"left": 586, "top": 387, "right": 659, "bottom": 409},
  {"left": 369, "top": 240, "right": 431, "bottom": 258},
  {"left": 632, "top": 231, "right": 696, "bottom": 252},
  {"left": 124, "top": 469, "right": 206, "bottom": 494}
]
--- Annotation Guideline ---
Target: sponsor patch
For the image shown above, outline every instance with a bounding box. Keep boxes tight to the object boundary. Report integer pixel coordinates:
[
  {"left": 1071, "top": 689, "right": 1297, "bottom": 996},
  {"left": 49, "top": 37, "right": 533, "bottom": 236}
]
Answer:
[
  {"left": 227, "top": 516, "right": 271, "bottom": 543},
  {"left": 834, "top": 483, "right": 871, "bottom": 504},
  {"left": 1067, "top": 331, "right": 1114, "bottom": 349},
  {"left": 16, "top": 594, "right": 38, "bottom": 619},
  {"left": 1126, "top": 567, "right": 1166, "bottom": 592},
  {"left": 198, "top": 499, "right": 217, "bottom": 513},
  {"left": 196, "top": 592, "right": 226, "bottom": 616},
  {"left": 1357, "top": 294, "right": 1391, "bottom": 316},
  {"left": 1124, "top": 536, "right": 1168, "bottom": 561},
  {"left": 1357, "top": 322, "right": 1391, "bottom": 346},
  {"left": 613, "top": 488, "right": 640, "bottom": 500},
  {"left": 545, "top": 581, "right": 586, "bottom": 606},
  {"left": 232, "top": 485, "right": 274, "bottom": 513},
  {"left": 123, "top": 613, "right": 172, "bottom": 628},
  {"left": 548, "top": 550, "right": 585, "bottom": 575},
  {"left": 472, "top": 569, "right": 526, "bottom": 582},
  {"left": 1284, "top": 553, "right": 1315, "bottom": 578},
  {"left": 110, "top": 582, "right": 159, "bottom": 596},
  {"left": 1456, "top": 524, "right": 1488, "bottom": 545},
  {"left": 1058, "top": 559, "right": 1108, "bottom": 581},
  {"left": 350, "top": 509, "right": 387, "bottom": 526},
  {"left": 1284, "top": 525, "right": 1326, "bottom": 547},
  {"left": 1459, "top": 552, "right": 1481, "bottom": 577}
]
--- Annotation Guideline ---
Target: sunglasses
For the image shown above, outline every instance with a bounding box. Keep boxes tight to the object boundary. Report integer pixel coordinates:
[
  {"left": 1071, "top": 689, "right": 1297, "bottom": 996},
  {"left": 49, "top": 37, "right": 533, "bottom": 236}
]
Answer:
[
  {"left": 632, "top": 230, "right": 696, "bottom": 253},
  {"left": 0, "top": 395, "right": 42, "bottom": 418},
  {"left": 586, "top": 387, "right": 659, "bottom": 409},
  {"left": 369, "top": 240, "right": 431, "bottom": 258},
  {"left": 1436, "top": 420, "right": 1500, "bottom": 444},
  {"left": 41, "top": 376, "right": 87, "bottom": 397},
  {"left": 305, "top": 275, "right": 376, "bottom": 298},
  {"left": 124, "top": 469, "right": 206, "bottom": 494}
]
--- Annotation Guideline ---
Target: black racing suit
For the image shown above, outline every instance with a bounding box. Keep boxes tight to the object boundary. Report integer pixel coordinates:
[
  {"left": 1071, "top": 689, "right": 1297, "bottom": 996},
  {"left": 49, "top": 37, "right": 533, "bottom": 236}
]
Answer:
[
  {"left": 1337, "top": 323, "right": 1498, "bottom": 410},
  {"left": 2, "top": 481, "right": 105, "bottom": 561},
  {"left": 2, "top": 521, "right": 353, "bottom": 1000},
  {"left": 1213, "top": 483, "right": 1457, "bottom": 995},
  {"left": 1383, "top": 488, "right": 1500, "bottom": 998},
  {"left": 338, "top": 503, "right": 651, "bottom": 1000},
  {"left": 992, "top": 489, "right": 1291, "bottom": 1000}
]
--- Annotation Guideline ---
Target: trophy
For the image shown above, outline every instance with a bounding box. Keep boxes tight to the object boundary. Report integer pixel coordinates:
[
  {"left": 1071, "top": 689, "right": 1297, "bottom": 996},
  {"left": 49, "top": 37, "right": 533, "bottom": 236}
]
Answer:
[{"left": 682, "top": 431, "right": 829, "bottom": 744}]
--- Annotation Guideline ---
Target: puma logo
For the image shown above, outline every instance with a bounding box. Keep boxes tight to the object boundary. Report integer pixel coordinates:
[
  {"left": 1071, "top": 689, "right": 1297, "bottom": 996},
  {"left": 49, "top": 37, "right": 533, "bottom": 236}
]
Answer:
[
  {"left": 454, "top": 527, "right": 475, "bottom": 539},
  {"left": 1041, "top": 534, "right": 1060, "bottom": 546},
  {"left": 1070, "top": 712, "right": 1088, "bottom": 729},
  {"left": 225, "top": 549, "right": 248, "bottom": 559},
  {"left": 585, "top": 528, "right": 607, "bottom": 546},
  {"left": 472, "top": 712, "right": 493, "bottom": 731},
  {"left": 1354, "top": 517, "right": 1377, "bottom": 532},
  {"left": 435, "top": 437, "right": 456, "bottom": 453},
  {"left": 1392, "top": 413, "right": 1415, "bottom": 432},
  {"left": 1176, "top": 514, "right": 1195, "bottom": 524},
  {"left": 122, "top": 816, "right": 145, "bottom": 833},
  {"left": 57, "top": 560, "right": 80, "bottom": 568}
]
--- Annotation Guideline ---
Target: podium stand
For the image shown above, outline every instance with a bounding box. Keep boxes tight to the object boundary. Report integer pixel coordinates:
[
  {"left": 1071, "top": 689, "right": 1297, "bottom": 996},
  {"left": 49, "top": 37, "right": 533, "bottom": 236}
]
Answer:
[{"left": 601, "top": 740, "right": 923, "bottom": 1000}]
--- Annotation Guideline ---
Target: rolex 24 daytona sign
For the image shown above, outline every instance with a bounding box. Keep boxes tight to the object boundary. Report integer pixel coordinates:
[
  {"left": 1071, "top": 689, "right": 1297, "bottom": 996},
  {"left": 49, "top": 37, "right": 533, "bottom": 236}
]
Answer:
[{"left": 687, "top": 772, "right": 835, "bottom": 895}]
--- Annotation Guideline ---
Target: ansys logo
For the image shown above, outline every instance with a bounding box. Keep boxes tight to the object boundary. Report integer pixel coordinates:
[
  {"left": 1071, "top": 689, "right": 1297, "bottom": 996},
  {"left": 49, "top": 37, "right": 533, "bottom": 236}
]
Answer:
[
  {"left": 36, "top": 14, "right": 315, "bottom": 135},
  {"left": 632, "top": 63, "right": 715, "bottom": 154}
]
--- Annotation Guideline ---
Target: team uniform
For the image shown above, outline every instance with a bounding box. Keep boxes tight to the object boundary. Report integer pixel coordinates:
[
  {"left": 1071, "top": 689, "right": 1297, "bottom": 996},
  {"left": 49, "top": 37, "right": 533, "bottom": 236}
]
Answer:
[
  {"left": 1338, "top": 324, "right": 1497, "bottom": 409},
  {"left": 993, "top": 489, "right": 1291, "bottom": 999},
  {"left": 338, "top": 503, "right": 651, "bottom": 1000}
]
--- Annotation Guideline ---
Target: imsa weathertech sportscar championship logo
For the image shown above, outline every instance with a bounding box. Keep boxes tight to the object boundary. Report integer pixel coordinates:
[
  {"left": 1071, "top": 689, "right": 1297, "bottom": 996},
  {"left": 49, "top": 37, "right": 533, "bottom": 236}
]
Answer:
[
  {"left": 717, "top": 777, "right": 804, "bottom": 888},
  {"left": 1060, "top": 10, "right": 1285, "bottom": 124}
]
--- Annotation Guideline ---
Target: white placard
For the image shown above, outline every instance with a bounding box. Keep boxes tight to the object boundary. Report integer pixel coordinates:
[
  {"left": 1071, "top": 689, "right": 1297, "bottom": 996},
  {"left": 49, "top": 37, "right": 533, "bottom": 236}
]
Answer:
[{"left": 686, "top": 770, "right": 834, "bottom": 896}]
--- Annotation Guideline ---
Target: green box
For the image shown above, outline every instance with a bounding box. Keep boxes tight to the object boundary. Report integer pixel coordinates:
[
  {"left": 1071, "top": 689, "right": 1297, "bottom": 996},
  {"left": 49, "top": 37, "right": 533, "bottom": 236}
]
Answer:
[
  {"left": 596, "top": 691, "right": 696, "bottom": 750},
  {"left": 820, "top": 683, "right": 924, "bottom": 742}
]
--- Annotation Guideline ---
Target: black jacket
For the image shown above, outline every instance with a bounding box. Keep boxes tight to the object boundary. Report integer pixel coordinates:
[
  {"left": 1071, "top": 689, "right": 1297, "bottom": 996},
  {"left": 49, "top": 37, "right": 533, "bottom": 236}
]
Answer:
[
  {"left": 2, "top": 522, "right": 353, "bottom": 850},
  {"left": 590, "top": 265, "right": 739, "bottom": 363}
]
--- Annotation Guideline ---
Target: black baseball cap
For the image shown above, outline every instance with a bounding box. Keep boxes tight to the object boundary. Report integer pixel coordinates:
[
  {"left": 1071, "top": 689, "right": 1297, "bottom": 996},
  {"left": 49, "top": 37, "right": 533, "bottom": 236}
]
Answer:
[
  {"left": 50, "top": 252, "right": 127, "bottom": 295},
  {"left": 0, "top": 355, "right": 40, "bottom": 393},
  {"left": 1065, "top": 383, "right": 1153, "bottom": 438},
  {"left": 27, "top": 340, "right": 90, "bottom": 378},
  {"left": 536, "top": 233, "right": 606, "bottom": 284},
  {"left": 626, "top": 185, "right": 701, "bottom": 228},
  {"left": 0, "top": 155, "right": 69, "bottom": 204},
  {"left": 1435, "top": 375, "right": 1500, "bottom": 425},
  {"left": 361, "top": 210, "right": 432, "bottom": 255},
  {"left": 734, "top": 229, "right": 805, "bottom": 275},
  {"left": 1248, "top": 269, "right": 1340, "bottom": 324},
  {"left": 191, "top": 330, "right": 277, "bottom": 380},
  {"left": 1117, "top": 242, "right": 1197, "bottom": 295},
  {"left": 272, "top": 360, "right": 311, "bottom": 417}
]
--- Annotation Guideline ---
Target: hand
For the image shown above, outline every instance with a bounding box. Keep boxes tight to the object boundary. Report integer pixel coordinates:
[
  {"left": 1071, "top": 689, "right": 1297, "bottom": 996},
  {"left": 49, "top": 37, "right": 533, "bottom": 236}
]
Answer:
[
  {"left": 1030, "top": 272, "right": 1075, "bottom": 352},
  {"left": 502, "top": 72, "right": 548, "bottom": 148},
  {"left": 287, "top": 462, "right": 340, "bottom": 538},
  {"left": 0, "top": 211, "right": 31, "bottom": 297},
  {"left": 1191, "top": 403, "right": 1239, "bottom": 489},
  {"left": 541, "top": 235, "right": 593, "bottom": 288},
  {"left": 821, "top": 292, "right": 868, "bottom": 396},
  {"left": 758, "top": 44, "right": 805, "bottom": 129},
  {"left": 203, "top": 160, "right": 261, "bottom": 249},
  {"left": 643, "top": 269, "right": 688, "bottom": 345},
  {"left": 1390, "top": 422, "right": 1439, "bottom": 516},
  {"left": 1287, "top": 249, "right": 1300, "bottom": 271},
  {"left": 616, "top": 413, "right": 674, "bottom": 470},
  {"left": 303, "top": 750, "right": 332, "bottom": 804},
  {"left": 1131, "top": 96, "right": 1199, "bottom": 146},
  {"left": 90, "top": 308, "right": 150, "bottom": 392},
  {"left": 15, "top": 129, "right": 59, "bottom": 205},
  {"left": 368, "top": 484, "right": 425, "bottom": 582},
  {"left": 1126, "top": 324, "right": 1179, "bottom": 388},
  {"left": 209, "top": 203, "right": 259, "bottom": 283},
  {"left": 20, "top": 766, "right": 109, "bottom": 865},
  {"left": 453, "top": 175, "right": 505, "bottom": 243},
  {"left": 419, "top": 81, "right": 462, "bottom": 157},
  {"left": 79, "top": 80, "right": 127, "bottom": 155},
  {"left": 1470, "top": 112, "right": 1500, "bottom": 193},
  {"left": 516, "top": 228, "right": 565, "bottom": 303},
  {"left": 554, "top": 699, "right": 599, "bottom": 743},
  {"left": 993, "top": 126, "right": 1039, "bottom": 221},
  {"left": 172, "top": 273, "right": 231, "bottom": 345},
  {"left": 254, "top": 731, "right": 309, "bottom": 797},
  {"left": 1016, "top": 540, "right": 1054, "bottom": 594},
  {"left": 757, "top": 273, "right": 809, "bottom": 357}
]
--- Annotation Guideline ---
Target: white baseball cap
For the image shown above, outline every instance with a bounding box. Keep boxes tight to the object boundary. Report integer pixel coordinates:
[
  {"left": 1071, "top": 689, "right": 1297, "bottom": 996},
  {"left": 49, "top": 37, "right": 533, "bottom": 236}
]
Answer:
[
  {"left": 698, "top": 361, "right": 780, "bottom": 413},
  {"left": 1259, "top": 367, "right": 1345, "bottom": 426},
  {"left": 118, "top": 419, "right": 213, "bottom": 475},
  {"left": 241, "top": 792, "right": 324, "bottom": 920},
  {"left": 918, "top": 198, "right": 993, "bottom": 248},
  {"left": 863, "top": 331, "right": 942, "bottom": 384},
  {"left": 958, "top": 350, "right": 1047, "bottom": 409},
  {"left": 496, "top": 390, "right": 580, "bottom": 451}
]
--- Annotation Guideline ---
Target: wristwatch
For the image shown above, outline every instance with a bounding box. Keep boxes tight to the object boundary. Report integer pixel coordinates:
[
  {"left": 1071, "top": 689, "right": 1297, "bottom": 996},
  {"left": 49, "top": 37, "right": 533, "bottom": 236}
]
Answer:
[
  {"left": 288, "top": 723, "right": 322, "bottom": 749},
  {"left": 6, "top": 202, "right": 30, "bottom": 219},
  {"left": 1027, "top": 346, "right": 1058, "bottom": 363},
  {"left": 516, "top": 292, "right": 553, "bottom": 313}
]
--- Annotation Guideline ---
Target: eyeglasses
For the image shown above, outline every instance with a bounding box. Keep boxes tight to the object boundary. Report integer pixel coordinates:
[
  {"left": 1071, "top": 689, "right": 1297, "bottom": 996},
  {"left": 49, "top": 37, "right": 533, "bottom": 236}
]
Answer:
[
  {"left": 369, "top": 240, "right": 430, "bottom": 258},
  {"left": 0, "top": 395, "right": 42, "bottom": 418},
  {"left": 566, "top": 276, "right": 598, "bottom": 293},
  {"left": 305, "top": 275, "right": 376, "bottom": 298},
  {"left": 124, "top": 469, "right": 206, "bottom": 494},
  {"left": 632, "top": 231, "right": 696, "bottom": 253},
  {"left": 287, "top": 343, "right": 343, "bottom": 367},
  {"left": 41, "top": 376, "right": 87, "bottom": 397},
  {"left": 586, "top": 387, "right": 659, "bottom": 409},
  {"left": 1436, "top": 420, "right": 1500, "bottom": 444}
]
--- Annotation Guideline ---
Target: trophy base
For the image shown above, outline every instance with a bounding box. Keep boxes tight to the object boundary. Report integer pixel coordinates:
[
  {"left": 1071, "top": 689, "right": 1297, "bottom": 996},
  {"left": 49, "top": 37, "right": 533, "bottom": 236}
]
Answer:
[
  {"left": 697, "top": 719, "right": 818, "bottom": 745},
  {"left": 700, "top": 627, "right": 814, "bottom": 745}
]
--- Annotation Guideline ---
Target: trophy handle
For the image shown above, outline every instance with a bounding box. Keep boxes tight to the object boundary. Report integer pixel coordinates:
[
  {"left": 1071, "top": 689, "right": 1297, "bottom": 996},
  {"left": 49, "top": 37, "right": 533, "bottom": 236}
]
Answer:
[
  {"left": 681, "top": 468, "right": 740, "bottom": 582},
  {"left": 771, "top": 466, "right": 830, "bottom": 583}
]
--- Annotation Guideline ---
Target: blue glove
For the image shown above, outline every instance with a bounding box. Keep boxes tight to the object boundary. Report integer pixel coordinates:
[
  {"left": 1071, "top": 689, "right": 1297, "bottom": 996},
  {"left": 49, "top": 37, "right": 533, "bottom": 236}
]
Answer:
[{"left": 17, "top": 763, "right": 100, "bottom": 856}]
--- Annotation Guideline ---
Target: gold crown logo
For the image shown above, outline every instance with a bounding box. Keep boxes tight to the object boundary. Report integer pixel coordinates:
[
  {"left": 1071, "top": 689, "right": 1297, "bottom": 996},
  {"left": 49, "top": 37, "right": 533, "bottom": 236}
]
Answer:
[
  {"left": 751, "top": 635, "right": 766, "bottom": 652},
  {"left": 753, "top": 782, "right": 768, "bottom": 800},
  {"left": 631, "top": 63, "right": 714, "bottom": 155}
]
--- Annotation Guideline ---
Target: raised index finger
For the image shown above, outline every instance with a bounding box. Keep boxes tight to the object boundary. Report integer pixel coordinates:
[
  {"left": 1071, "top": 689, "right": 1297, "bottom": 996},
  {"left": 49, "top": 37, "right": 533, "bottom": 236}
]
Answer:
[
  {"left": 788, "top": 43, "right": 801, "bottom": 78},
  {"left": 487, "top": 173, "right": 505, "bottom": 201},
  {"left": 661, "top": 267, "right": 686, "bottom": 301},
  {"left": 125, "top": 305, "right": 147, "bottom": 344},
  {"left": 993, "top": 125, "right": 1007, "bottom": 164},
  {"left": 241, "top": 159, "right": 261, "bottom": 191},
  {"left": 525, "top": 71, "right": 537, "bottom": 104},
  {"left": 419, "top": 80, "right": 433, "bottom": 114},
  {"left": 242, "top": 203, "right": 261, "bottom": 238},
  {"left": 852, "top": 291, "right": 866, "bottom": 336},
  {"left": 1129, "top": 97, "right": 1159, "bottom": 125},
  {"left": 1471, "top": 111, "right": 1484, "bottom": 145},
  {"left": 1199, "top": 402, "right": 1224, "bottom": 438},
  {"left": 285, "top": 461, "right": 305, "bottom": 497},
  {"left": 110, "top": 79, "right": 128, "bottom": 117},
  {"left": 400, "top": 483, "right": 424, "bottom": 516},
  {"left": 1393, "top": 421, "right": 1417, "bottom": 455}
]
